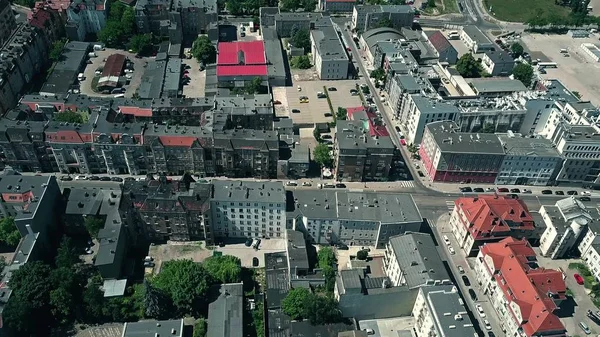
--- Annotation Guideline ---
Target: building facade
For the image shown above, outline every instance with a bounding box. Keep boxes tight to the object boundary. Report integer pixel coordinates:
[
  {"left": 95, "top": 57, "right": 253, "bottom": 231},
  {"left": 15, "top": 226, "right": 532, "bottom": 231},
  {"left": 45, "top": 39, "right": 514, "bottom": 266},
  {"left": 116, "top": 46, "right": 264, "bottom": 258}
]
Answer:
[
  {"left": 351, "top": 5, "right": 414, "bottom": 33},
  {"left": 310, "top": 17, "right": 350, "bottom": 80},
  {"left": 460, "top": 25, "right": 494, "bottom": 53},
  {"left": 0, "top": 0, "right": 17, "bottom": 46},
  {"left": 481, "top": 50, "right": 515, "bottom": 77}
]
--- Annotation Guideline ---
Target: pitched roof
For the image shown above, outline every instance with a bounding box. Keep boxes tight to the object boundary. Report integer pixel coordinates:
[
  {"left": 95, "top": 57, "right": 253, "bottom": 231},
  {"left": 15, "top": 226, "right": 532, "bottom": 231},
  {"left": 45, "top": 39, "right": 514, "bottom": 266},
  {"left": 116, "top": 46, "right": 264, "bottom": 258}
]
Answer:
[
  {"left": 159, "top": 136, "right": 197, "bottom": 147},
  {"left": 481, "top": 238, "right": 566, "bottom": 337},
  {"left": 454, "top": 195, "right": 535, "bottom": 240},
  {"left": 217, "top": 41, "right": 268, "bottom": 77},
  {"left": 102, "top": 54, "right": 126, "bottom": 77},
  {"left": 427, "top": 31, "right": 454, "bottom": 53}
]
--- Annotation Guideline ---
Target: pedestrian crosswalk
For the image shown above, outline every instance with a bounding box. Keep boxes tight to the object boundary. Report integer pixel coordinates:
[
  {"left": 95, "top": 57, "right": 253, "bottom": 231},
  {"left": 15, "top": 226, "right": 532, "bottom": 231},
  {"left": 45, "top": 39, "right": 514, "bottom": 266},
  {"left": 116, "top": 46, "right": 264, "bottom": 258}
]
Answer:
[
  {"left": 397, "top": 180, "right": 415, "bottom": 188},
  {"left": 446, "top": 201, "right": 455, "bottom": 212}
]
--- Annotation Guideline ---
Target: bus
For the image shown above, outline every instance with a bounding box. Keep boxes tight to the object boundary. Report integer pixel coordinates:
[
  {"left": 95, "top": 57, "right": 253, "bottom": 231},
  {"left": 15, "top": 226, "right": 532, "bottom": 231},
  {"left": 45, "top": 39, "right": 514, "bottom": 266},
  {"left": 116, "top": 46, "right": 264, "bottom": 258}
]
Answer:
[{"left": 538, "top": 62, "right": 558, "bottom": 68}]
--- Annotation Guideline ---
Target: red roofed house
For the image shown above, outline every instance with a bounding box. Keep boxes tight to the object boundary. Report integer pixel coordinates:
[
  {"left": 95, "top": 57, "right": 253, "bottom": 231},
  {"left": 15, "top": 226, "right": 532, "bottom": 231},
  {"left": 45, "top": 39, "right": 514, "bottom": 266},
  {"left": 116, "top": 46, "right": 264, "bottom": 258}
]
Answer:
[
  {"left": 474, "top": 237, "right": 567, "bottom": 337},
  {"left": 449, "top": 195, "right": 540, "bottom": 256},
  {"left": 425, "top": 31, "right": 458, "bottom": 64},
  {"left": 216, "top": 41, "right": 268, "bottom": 86},
  {"left": 98, "top": 54, "right": 126, "bottom": 91}
]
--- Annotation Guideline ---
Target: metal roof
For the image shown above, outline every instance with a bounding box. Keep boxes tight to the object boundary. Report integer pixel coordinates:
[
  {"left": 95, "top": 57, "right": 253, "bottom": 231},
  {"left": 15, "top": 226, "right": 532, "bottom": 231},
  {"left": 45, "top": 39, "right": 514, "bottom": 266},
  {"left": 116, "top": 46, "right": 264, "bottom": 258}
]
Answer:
[{"left": 388, "top": 233, "right": 449, "bottom": 287}]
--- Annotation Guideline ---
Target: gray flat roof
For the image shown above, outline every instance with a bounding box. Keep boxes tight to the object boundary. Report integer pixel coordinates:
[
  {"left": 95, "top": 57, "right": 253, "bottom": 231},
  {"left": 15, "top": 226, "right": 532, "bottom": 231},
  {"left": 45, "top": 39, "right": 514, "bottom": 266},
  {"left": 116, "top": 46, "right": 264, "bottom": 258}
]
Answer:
[
  {"left": 388, "top": 233, "right": 449, "bottom": 287},
  {"left": 426, "top": 121, "right": 505, "bottom": 154},
  {"left": 310, "top": 18, "right": 349, "bottom": 61},
  {"left": 411, "top": 95, "right": 460, "bottom": 115},
  {"left": 286, "top": 230, "right": 309, "bottom": 271},
  {"left": 123, "top": 319, "right": 184, "bottom": 337},
  {"left": 207, "top": 283, "right": 244, "bottom": 337},
  {"left": 497, "top": 135, "right": 561, "bottom": 158},
  {"left": 163, "top": 58, "right": 181, "bottom": 95},
  {"left": 462, "top": 25, "right": 492, "bottom": 45},
  {"left": 397, "top": 75, "right": 421, "bottom": 92},
  {"left": 212, "top": 180, "right": 285, "bottom": 204},
  {"left": 470, "top": 78, "right": 527, "bottom": 94},
  {"left": 103, "top": 279, "right": 127, "bottom": 297},
  {"left": 421, "top": 285, "right": 477, "bottom": 337}
]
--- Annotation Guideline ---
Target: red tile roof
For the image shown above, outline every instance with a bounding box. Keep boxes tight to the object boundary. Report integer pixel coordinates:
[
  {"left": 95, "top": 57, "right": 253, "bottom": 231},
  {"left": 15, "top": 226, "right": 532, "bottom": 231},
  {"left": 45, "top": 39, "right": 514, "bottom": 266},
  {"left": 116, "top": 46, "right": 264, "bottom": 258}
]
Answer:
[
  {"left": 347, "top": 106, "right": 391, "bottom": 137},
  {"left": 481, "top": 238, "right": 567, "bottom": 337},
  {"left": 28, "top": 8, "right": 52, "bottom": 30},
  {"left": 217, "top": 41, "right": 268, "bottom": 77},
  {"left": 427, "top": 31, "right": 453, "bottom": 53},
  {"left": 46, "top": 130, "right": 85, "bottom": 143},
  {"left": 159, "top": 136, "right": 197, "bottom": 147},
  {"left": 454, "top": 195, "right": 535, "bottom": 240},
  {"left": 103, "top": 54, "right": 126, "bottom": 77},
  {"left": 118, "top": 106, "right": 153, "bottom": 117}
]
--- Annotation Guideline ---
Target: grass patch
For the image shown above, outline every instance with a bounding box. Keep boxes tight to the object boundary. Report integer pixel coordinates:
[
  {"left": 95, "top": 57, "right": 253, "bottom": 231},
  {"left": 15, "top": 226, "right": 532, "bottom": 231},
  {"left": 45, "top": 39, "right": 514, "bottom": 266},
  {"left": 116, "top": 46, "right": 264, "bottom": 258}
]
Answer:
[
  {"left": 172, "top": 244, "right": 203, "bottom": 254},
  {"left": 483, "top": 0, "right": 570, "bottom": 22},
  {"left": 566, "top": 288, "right": 574, "bottom": 297}
]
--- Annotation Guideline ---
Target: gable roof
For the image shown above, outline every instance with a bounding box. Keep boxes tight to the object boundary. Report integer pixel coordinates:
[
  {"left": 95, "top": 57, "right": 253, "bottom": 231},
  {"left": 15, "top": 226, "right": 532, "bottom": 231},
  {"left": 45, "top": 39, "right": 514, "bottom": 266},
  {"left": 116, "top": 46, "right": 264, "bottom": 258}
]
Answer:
[{"left": 426, "top": 31, "right": 454, "bottom": 54}]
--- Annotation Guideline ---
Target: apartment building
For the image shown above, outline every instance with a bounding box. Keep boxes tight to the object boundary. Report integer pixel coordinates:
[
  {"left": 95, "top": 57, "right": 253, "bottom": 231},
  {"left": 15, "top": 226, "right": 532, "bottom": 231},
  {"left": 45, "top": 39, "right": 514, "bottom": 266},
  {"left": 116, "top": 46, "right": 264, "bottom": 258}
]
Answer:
[
  {"left": 449, "top": 195, "right": 539, "bottom": 256},
  {"left": 288, "top": 190, "right": 422, "bottom": 248},
  {"left": 424, "top": 31, "right": 458, "bottom": 65},
  {"left": 481, "top": 49, "right": 514, "bottom": 77},
  {"left": 65, "top": 0, "right": 108, "bottom": 40},
  {"left": 412, "top": 285, "right": 477, "bottom": 337},
  {"left": 334, "top": 119, "right": 395, "bottom": 182},
  {"left": 548, "top": 123, "right": 600, "bottom": 186},
  {"left": 123, "top": 175, "right": 212, "bottom": 242},
  {"left": 351, "top": 5, "right": 414, "bottom": 33},
  {"left": 399, "top": 95, "right": 460, "bottom": 145},
  {"left": 419, "top": 121, "right": 505, "bottom": 183},
  {"left": 539, "top": 197, "right": 594, "bottom": 259},
  {"left": 318, "top": 0, "right": 355, "bottom": 12},
  {"left": 582, "top": 243, "right": 600, "bottom": 283},
  {"left": 310, "top": 17, "right": 350, "bottom": 80},
  {"left": 171, "top": 0, "right": 218, "bottom": 37},
  {"left": 0, "top": 0, "right": 17, "bottom": 46},
  {"left": 495, "top": 134, "right": 562, "bottom": 186},
  {"left": 207, "top": 283, "right": 243, "bottom": 337},
  {"left": 209, "top": 180, "right": 286, "bottom": 239},
  {"left": 383, "top": 233, "right": 450, "bottom": 287},
  {"left": 135, "top": 0, "right": 171, "bottom": 35},
  {"left": 387, "top": 74, "right": 423, "bottom": 119},
  {"left": 474, "top": 238, "right": 567, "bottom": 337},
  {"left": 460, "top": 25, "right": 494, "bottom": 53},
  {"left": 273, "top": 12, "right": 321, "bottom": 37},
  {"left": 470, "top": 78, "right": 528, "bottom": 98}
]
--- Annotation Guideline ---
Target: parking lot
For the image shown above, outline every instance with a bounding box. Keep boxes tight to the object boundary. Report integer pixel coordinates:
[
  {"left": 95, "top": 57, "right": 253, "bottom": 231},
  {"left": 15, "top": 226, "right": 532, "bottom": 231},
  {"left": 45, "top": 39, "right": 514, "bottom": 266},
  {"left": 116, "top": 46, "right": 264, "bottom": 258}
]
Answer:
[
  {"left": 281, "top": 79, "right": 363, "bottom": 126},
  {"left": 80, "top": 48, "right": 149, "bottom": 98},
  {"left": 148, "top": 239, "right": 286, "bottom": 271},
  {"left": 521, "top": 33, "right": 600, "bottom": 105},
  {"left": 182, "top": 58, "right": 206, "bottom": 98}
]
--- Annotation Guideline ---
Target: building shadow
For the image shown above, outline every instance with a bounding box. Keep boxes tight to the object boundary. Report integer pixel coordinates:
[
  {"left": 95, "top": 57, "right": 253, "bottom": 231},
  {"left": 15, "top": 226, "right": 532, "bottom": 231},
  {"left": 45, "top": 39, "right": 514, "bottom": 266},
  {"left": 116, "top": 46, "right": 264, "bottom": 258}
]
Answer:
[{"left": 554, "top": 295, "right": 577, "bottom": 318}]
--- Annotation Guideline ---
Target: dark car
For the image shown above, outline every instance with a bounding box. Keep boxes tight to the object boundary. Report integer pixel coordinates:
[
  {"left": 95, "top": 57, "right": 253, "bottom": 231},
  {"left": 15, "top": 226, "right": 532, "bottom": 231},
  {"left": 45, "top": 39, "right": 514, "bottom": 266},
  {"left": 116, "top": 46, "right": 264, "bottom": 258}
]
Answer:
[
  {"left": 245, "top": 239, "right": 253, "bottom": 247},
  {"left": 322, "top": 135, "right": 332, "bottom": 139},
  {"left": 324, "top": 112, "right": 332, "bottom": 117},
  {"left": 473, "top": 188, "right": 484, "bottom": 192},
  {"left": 124, "top": 177, "right": 135, "bottom": 182},
  {"left": 88, "top": 176, "right": 100, "bottom": 181},
  {"left": 328, "top": 87, "right": 337, "bottom": 91},
  {"left": 418, "top": 170, "right": 425, "bottom": 177},
  {"left": 292, "top": 109, "right": 300, "bottom": 113},
  {"left": 60, "top": 175, "right": 73, "bottom": 181},
  {"left": 497, "top": 187, "right": 509, "bottom": 192},
  {"left": 468, "top": 288, "right": 477, "bottom": 301},
  {"left": 336, "top": 244, "right": 349, "bottom": 250},
  {"left": 542, "top": 189, "right": 553, "bottom": 194},
  {"left": 462, "top": 275, "right": 471, "bottom": 286},
  {"left": 335, "top": 183, "right": 347, "bottom": 188},
  {"left": 252, "top": 257, "right": 259, "bottom": 267},
  {"left": 555, "top": 190, "right": 565, "bottom": 195},
  {"left": 510, "top": 188, "right": 520, "bottom": 193},
  {"left": 395, "top": 126, "right": 401, "bottom": 133},
  {"left": 567, "top": 190, "right": 578, "bottom": 195},
  {"left": 100, "top": 176, "right": 111, "bottom": 181},
  {"left": 488, "top": 332, "right": 496, "bottom": 337},
  {"left": 506, "top": 194, "right": 519, "bottom": 199},
  {"left": 111, "top": 177, "right": 123, "bottom": 182},
  {"left": 580, "top": 196, "right": 592, "bottom": 201},
  {"left": 459, "top": 187, "right": 472, "bottom": 192}
]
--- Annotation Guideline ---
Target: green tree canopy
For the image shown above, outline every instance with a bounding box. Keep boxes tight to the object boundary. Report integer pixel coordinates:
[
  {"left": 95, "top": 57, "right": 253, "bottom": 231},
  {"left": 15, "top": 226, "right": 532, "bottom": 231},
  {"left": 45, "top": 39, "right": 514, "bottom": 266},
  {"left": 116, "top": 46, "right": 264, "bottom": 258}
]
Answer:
[
  {"left": 280, "top": 0, "right": 315, "bottom": 11},
  {"left": 152, "top": 259, "right": 209, "bottom": 315},
  {"left": 376, "top": 18, "right": 393, "bottom": 28},
  {"left": 456, "top": 53, "right": 482, "bottom": 78},
  {"left": 85, "top": 216, "right": 105, "bottom": 238},
  {"left": 49, "top": 39, "right": 67, "bottom": 62},
  {"left": 0, "top": 217, "right": 21, "bottom": 247},
  {"left": 202, "top": 255, "right": 242, "bottom": 284},
  {"left": 128, "top": 34, "right": 154, "bottom": 55},
  {"left": 144, "top": 279, "right": 172, "bottom": 319},
  {"left": 336, "top": 107, "right": 347, "bottom": 121},
  {"left": 356, "top": 249, "right": 368, "bottom": 260},
  {"left": 281, "top": 287, "right": 311, "bottom": 320},
  {"left": 244, "top": 77, "right": 264, "bottom": 95},
  {"left": 290, "top": 29, "right": 311, "bottom": 52},
  {"left": 290, "top": 55, "right": 312, "bottom": 69},
  {"left": 98, "top": 3, "right": 136, "bottom": 48},
  {"left": 192, "top": 36, "right": 217, "bottom": 64},
  {"left": 481, "top": 123, "right": 495, "bottom": 133},
  {"left": 318, "top": 247, "right": 336, "bottom": 269},
  {"left": 511, "top": 43, "right": 524, "bottom": 58},
  {"left": 313, "top": 143, "right": 333, "bottom": 168},
  {"left": 194, "top": 318, "right": 207, "bottom": 337},
  {"left": 55, "top": 237, "right": 81, "bottom": 269},
  {"left": 512, "top": 63, "right": 534, "bottom": 87}
]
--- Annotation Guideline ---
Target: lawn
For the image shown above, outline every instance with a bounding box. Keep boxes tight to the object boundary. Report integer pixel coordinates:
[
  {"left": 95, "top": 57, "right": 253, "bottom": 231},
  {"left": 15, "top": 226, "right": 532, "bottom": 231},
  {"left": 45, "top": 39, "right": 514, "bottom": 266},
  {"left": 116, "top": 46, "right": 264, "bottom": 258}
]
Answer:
[{"left": 484, "top": 0, "right": 570, "bottom": 22}]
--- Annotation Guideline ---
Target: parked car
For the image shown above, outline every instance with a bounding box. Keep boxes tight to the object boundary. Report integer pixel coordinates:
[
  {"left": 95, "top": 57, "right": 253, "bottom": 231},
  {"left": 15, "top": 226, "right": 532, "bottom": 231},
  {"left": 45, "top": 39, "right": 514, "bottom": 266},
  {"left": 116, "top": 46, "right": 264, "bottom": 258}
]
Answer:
[
  {"left": 488, "top": 332, "right": 496, "bottom": 337},
  {"left": 301, "top": 182, "right": 312, "bottom": 187},
  {"left": 475, "top": 304, "right": 486, "bottom": 318},
  {"left": 124, "top": 177, "right": 135, "bottom": 182},
  {"left": 522, "top": 189, "right": 532, "bottom": 194},
  {"left": 459, "top": 187, "right": 472, "bottom": 192},
  {"left": 462, "top": 275, "right": 471, "bottom": 286},
  {"left": 75, "top": 175, "right": 87, "bottom": 180},
  {"left": 580, "top": 196, "right": 592, "bottom": 201},
  {"left": 328, "top": 87, "right": 337, "bottom": 91},
  {"left": 286, "top": 181, "right": 298, "bottom": 186},
  {"left": 468, "top": 288, "right": 477, "bottom": 301},
  {"left": 252, "top": 239, "right": 261, "bottom": 250},
  {"left": 324, "top": 112, "right": 332, "bottom": 117},
  {"left": 510, "top": 188, "right": 520, "bottom": 193},
  {"left": 574, "top": 273, "right": 585, "bottom": 285},
  {"left": 335, "top": 183, "right": 347, "bottom": 188},
  {"left": 245, "top": 238, "right": 253, "bottom": 247},
  {"left": 579, "top": 321, "right": 591, "bottom": 335},
  {"left": 484, "top": 319, "right": 492, "bottom": 331},
  {"left": 506, "top": 194, "right": 519, "bottom": 199},
  {"left": 542, "top": 189, "right": 553, "bottom": 194},
  {"left": 111, "top": 177, "right": 124, "bottom": 182},
  {"left": 555, "top": 190, "right": 565, "bottom": 195},
  {"left": 100, "top": 176, "right": 111, "bottom": 181},
  {"left": 322, "top": 135, "right": 332, "bottom": 139},
  {"left": 88, "top": 176, "right": 100, "bottom": 181},
  {"left": 292, "top": 109, "right": 301, "bottom": 113},
  {"left": 485, "top": 188, "right": 495, "bottom": 192},
  {"left": 473, "top": 188, "right": 484, "bottom": 192},
  {"left": 497, "top": 187, "right": 509, "bottom": 192},
  {"left": 567, "top": 190, "right": 578, "bottom": 195},
  {"left": 443, "top": 235, "right": 450, "bottom": 245},
  {"left": 60, "top": 175, "right": 73, "bottom": 181},
  {"left": 457, "top": 265, "right": 465, "bottom": 274},
  {"left": 448, "top": 246, "right": 455, "bottom": 255}
]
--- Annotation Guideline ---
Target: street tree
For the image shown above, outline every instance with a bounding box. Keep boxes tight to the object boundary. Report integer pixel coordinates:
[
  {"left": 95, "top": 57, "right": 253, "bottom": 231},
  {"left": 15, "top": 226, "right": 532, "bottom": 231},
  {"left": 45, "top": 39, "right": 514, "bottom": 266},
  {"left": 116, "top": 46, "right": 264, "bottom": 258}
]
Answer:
[
  {"left": 202, "top": 255, "right": 242, "bottom": 284},
  {"left": 313, "top": 143, "right": 333, "bottom": 168},
  {"left": 356, "top": 249, "right": 368, "bottom": 260},
  {"left": 191, "top": 36, "right": 217, "bottom": 64},
  {"left": 456, "top": 53, "right": 482, "bottom": 78},
  {"left": 512, "top": 63, "right": 534, "bottom": 87},
  {"left": 0, "top": 217, "right": 20, "bottom": 247},
  {"left": 511, "top": 42, "right": 524, "bottom": 58},
  {"left": 336, "top": 107, "right": 347, "bottom": 121},
  {"left": 152, "top": 259, "right": 210, "bottom": 315}
]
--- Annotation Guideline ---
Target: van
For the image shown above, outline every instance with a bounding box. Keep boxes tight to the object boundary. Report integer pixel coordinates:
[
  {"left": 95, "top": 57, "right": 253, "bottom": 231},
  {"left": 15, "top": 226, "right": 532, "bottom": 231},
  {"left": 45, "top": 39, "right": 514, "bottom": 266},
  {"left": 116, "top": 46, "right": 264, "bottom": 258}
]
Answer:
[
  {"left": 579, "top": 322, "right": 591, "bottom": 335},
  {"left": 560, "top": 48, "right": 568, "bottom": 53},
  {"left": 113, "top": 94, "right": 125, "bottom": 98},
  {"left": 93, "top": 44, "right": 105, "bottom": 51},
  {"left": 88, "top": 52, "right": 97, "bottom": 58}
]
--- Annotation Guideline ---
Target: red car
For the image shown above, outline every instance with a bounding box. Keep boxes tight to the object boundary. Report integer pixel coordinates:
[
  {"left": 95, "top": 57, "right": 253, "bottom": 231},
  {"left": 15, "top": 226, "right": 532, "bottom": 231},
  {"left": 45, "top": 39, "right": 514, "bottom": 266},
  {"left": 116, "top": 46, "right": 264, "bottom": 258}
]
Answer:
[
  {"left": 574, "top": 273, "right": 584, "bottom": 285},
  {"left": 497, "top": 187, "right": 509, "bottom": 192},
  {"left": 400, "top": 139, "right": 407, "bottom": 146}
]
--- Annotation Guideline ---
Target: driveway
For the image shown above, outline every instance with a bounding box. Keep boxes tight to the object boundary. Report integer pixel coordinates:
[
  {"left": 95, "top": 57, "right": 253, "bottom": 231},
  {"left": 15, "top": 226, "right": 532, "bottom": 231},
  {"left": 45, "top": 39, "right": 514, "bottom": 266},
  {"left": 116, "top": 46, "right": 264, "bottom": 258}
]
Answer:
[{"left": 182, "top": 58, "right": 205, "bottom": 98}]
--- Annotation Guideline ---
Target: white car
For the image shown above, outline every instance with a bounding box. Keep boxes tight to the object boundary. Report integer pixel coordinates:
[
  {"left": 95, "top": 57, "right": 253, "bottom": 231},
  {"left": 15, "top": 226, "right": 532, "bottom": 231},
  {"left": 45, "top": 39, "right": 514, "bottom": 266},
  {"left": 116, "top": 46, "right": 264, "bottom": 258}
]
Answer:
[
  {"left": 75, "top": 175, "right": 87, "bottom": 180},
  {"left": 582, "top": 191, "right": 592, "bottom": 196},
  {"left": 286, "top": 181, "right": 298, "bottom": 186},
  {"left": 448, "top": 246, "right": 455, "bottom": 255},
  {"left": 476, "top": 304, "right": 486, "bottom": 318},
  {"left": 457, "top": 266, "right": 465, "bottom": 274},
  {"left": 443, "top": 235, "right": 451, "bottom": 245},
  {"left": 301, "top": 182, "right": 312, "bottom": 186},
  {"left": 484, "top": 319, "right": 492, "bottom": 330}
]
